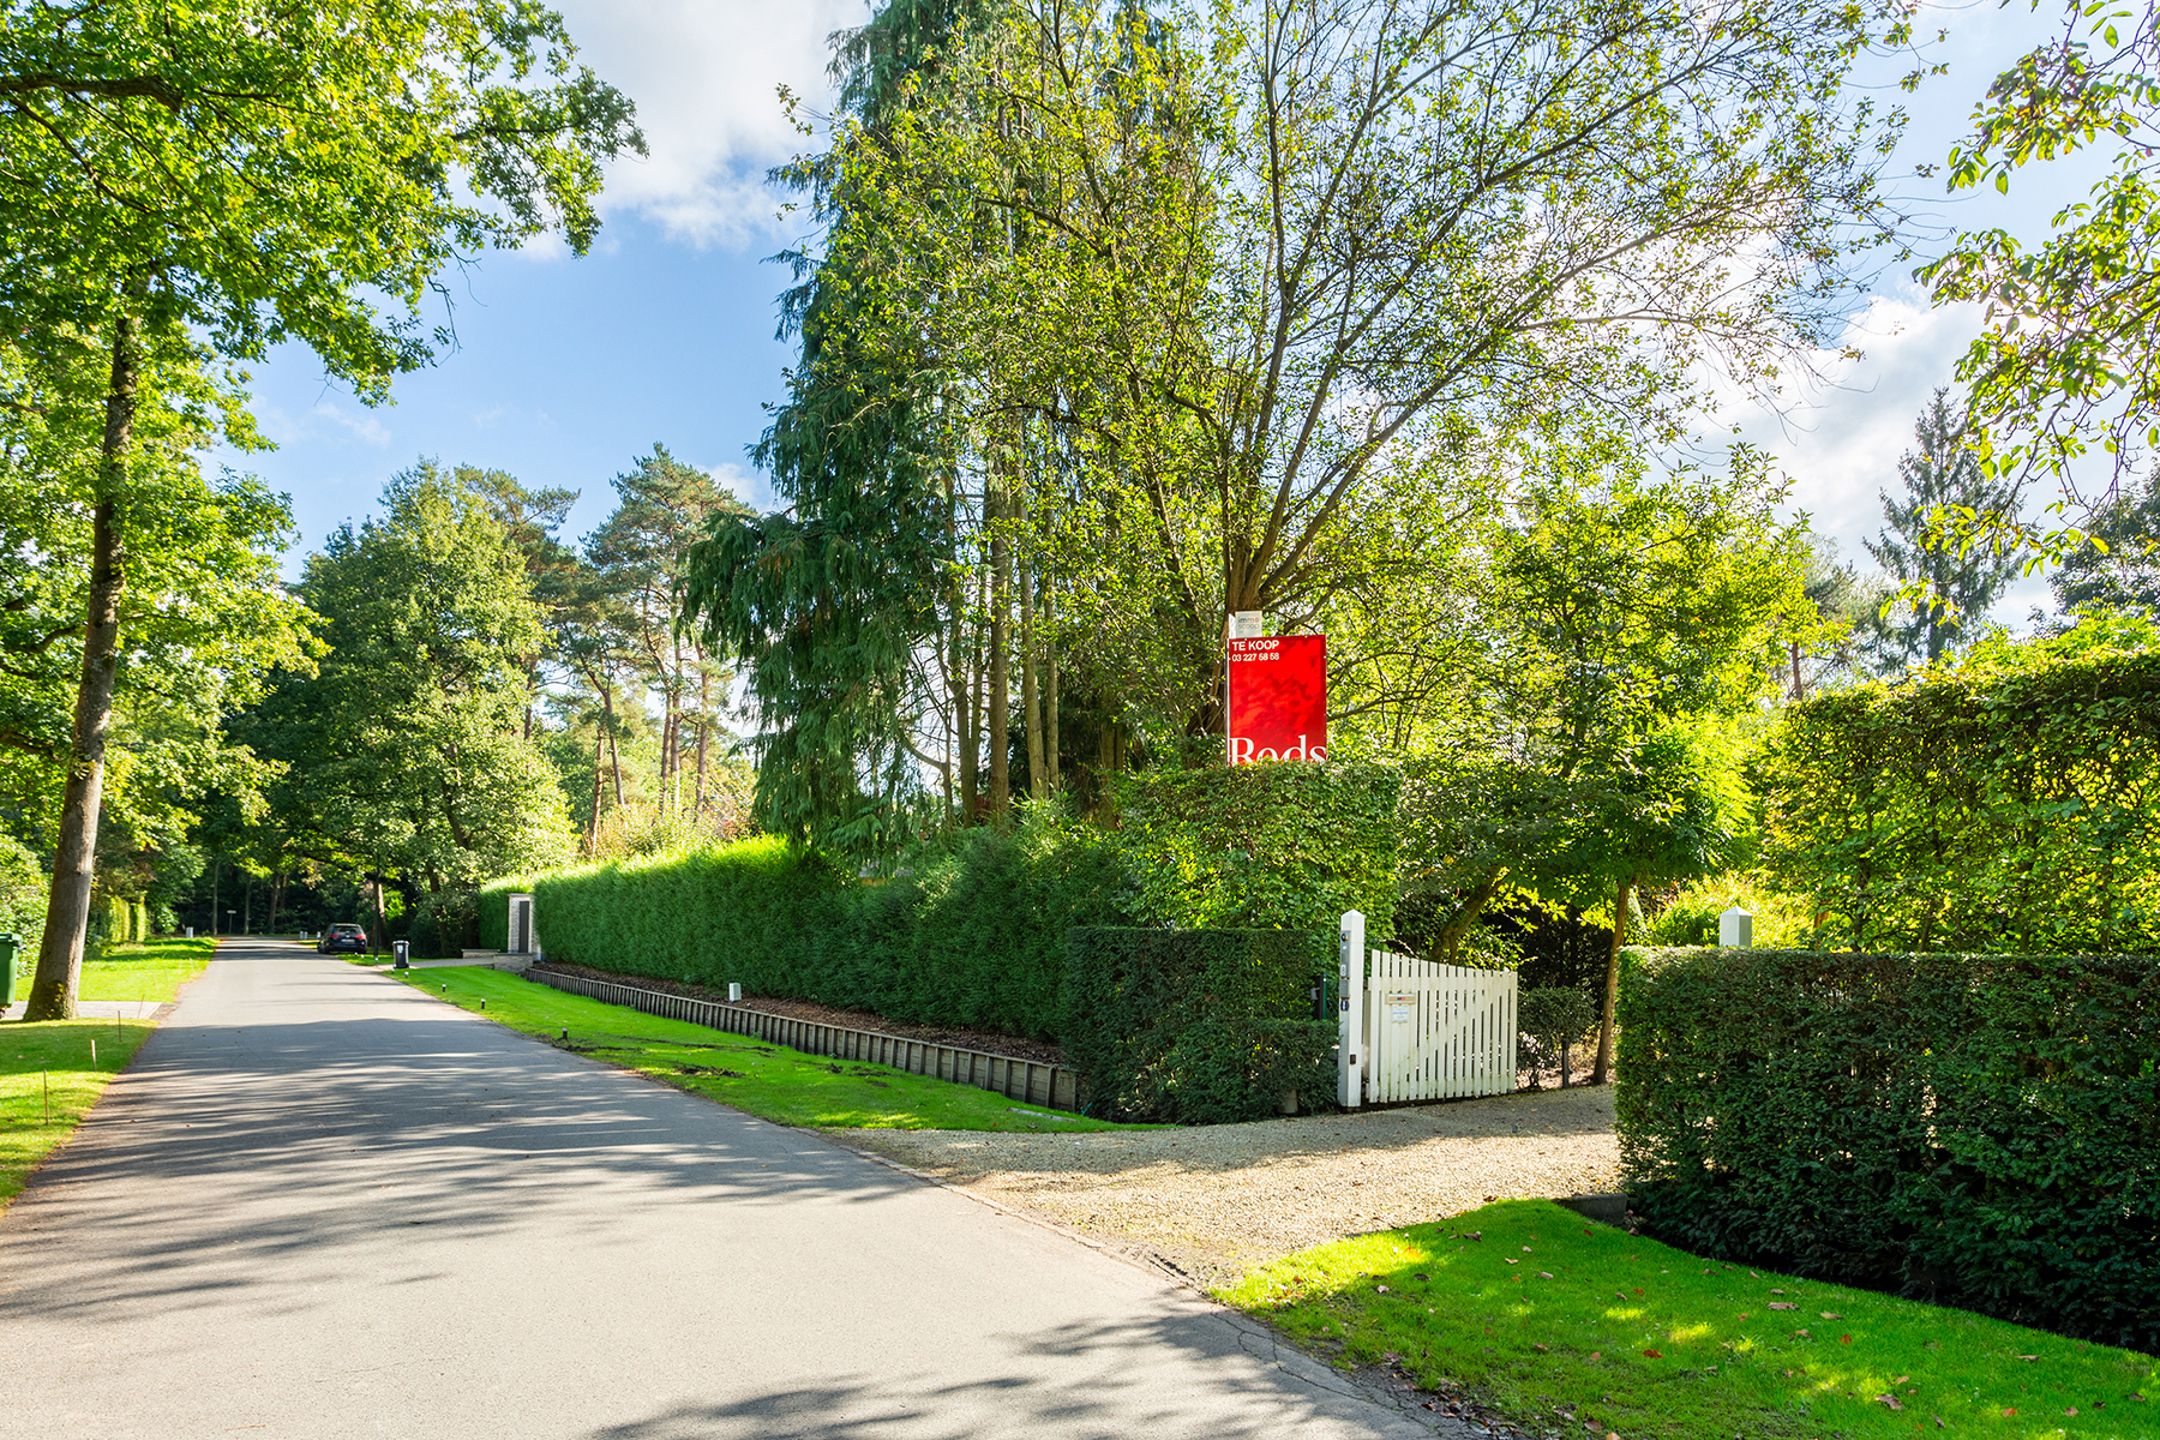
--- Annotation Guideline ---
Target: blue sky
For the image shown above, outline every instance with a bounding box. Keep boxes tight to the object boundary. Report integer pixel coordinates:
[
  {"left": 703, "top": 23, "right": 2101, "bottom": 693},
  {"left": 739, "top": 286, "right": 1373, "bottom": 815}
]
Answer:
[{"left": 232, "top": 1, "right": 2092, "bottom": 616}]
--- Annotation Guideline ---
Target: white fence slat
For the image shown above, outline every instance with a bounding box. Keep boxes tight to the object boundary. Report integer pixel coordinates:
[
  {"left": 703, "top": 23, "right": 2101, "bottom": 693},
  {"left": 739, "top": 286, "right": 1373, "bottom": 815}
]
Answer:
[{"left": 1346, "top": 938, "right": 1518, "bottom": 1105}]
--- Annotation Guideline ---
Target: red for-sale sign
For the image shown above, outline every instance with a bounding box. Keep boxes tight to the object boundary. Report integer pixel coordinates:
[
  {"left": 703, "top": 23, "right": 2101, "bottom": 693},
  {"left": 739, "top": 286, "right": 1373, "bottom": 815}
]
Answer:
[{"left": 1227, "top": 634, "right": 1327, "bottom": 764}]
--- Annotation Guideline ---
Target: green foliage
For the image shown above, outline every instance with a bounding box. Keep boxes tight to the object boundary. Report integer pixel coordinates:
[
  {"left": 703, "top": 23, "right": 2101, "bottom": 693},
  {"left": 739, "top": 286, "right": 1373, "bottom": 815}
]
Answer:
[
  {"left": 1222, "top": 1200, "right": 2158, "bottom": 1440},
  {"left": 1515, "top": 987, "right": 1597, "bottom": 1085},
  {"left": 1641, "top": 876, "right": 1810, "bottom": 948},
  {"left": 1756, "top": 617, "right": 2160, "bottom": 950},
  {"left": 1618, "top": 946, "right": 2160, "bottom": 1351},
  {"left": 1923, "top": 1, "right": 2160, "bottom": 531},
  {"left": 250, "top": 466, "right": 577, "bottom": 893},
  {"left": 0, "top": 836, "right": 44, "bottom": 959},
  {"left": 476, "top": 876, "right": 531, "bottom": 952},
  {"left": 1112, "top": 764, "right": 1401, "bottom": 947},
  {"left": 1863, "top": 389, "right": 2023, "bottom": 668},
  {"left": 527, "top": 816, "right": 1131, "bottom": 1041},
  {"left": 409, "top": 889, "right": 475, "bottom": 960},
  {"left": 1063, "top": 928, "right": 1331, "bottom": 1125}
]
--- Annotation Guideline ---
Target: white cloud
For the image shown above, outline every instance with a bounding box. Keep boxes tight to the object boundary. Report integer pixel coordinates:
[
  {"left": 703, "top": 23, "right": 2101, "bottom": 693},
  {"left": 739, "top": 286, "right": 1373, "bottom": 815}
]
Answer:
[
  {"left": 556, "top": 1, "right": 865, "bottom": 249},
  {"left": 1722, "top": 288, "right": 2060, "bottom": 622},
  {"left": 310, "top": 400, "right": 393, "bottom": 447},
  {"left": 707, "top": 458, "right": 778, "bottom": 512}
]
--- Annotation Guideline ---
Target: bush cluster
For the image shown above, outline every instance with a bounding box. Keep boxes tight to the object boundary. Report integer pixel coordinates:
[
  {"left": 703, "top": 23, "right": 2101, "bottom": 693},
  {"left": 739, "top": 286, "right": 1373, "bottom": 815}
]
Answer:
[
  {"left": 1064, "top": 927, "right": 1332, "bottom": 1124},
  {"left": 91, "top": 893, "right": 150, "bottom": 946},
  {"left": 1617, "top": 945, "right": 2160, "bottom": 1351},
  {"left": 409, "top": 889, "right": 476, "bottom": 959},
  {"left": 522, "top": 766, "right": 1401, "bottom": 1052},
  {"left": 1756, "top": 637, "right": 2160, "bottom": 951},
  {"left": 1516, "top": 985, "right": 1597, "bottom": 1086},
  {"left": 1114, "top": 762, "right": 1400, "bottom": 945},
  {"left": 530, "top": 820, "right": 1132, "bottom": 1040}
]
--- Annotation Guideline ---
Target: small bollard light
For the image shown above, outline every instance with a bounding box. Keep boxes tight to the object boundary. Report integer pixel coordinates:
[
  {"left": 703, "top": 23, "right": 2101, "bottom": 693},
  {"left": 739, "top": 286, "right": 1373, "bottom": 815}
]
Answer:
[{"left": 479, "top": 998, "right": 486, "bottom": 1010}]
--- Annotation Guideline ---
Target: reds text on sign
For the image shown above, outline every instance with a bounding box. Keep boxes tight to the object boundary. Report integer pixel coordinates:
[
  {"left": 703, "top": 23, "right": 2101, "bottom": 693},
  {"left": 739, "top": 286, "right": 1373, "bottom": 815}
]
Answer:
[{"left": 1227, "top": 633, "right": 1326, "bottom": 764}]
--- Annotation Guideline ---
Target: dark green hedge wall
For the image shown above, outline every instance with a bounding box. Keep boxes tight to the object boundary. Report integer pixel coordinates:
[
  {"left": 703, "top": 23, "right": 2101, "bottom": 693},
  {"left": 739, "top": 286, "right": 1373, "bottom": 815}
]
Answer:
[
  {"left": 476, "top": 876, "right": 530, "bottom": 951},
  {"left": 1618, "top": 945, "right": 2160, "bottom": 1351},
  {"left": 528, "top": 825, "right": 1131, "bottom": 1041},
  {"left": 1065, "top": 926, "right": 1332, "bottom": 1124},
  {"left": 1755, "top": 643, "right": 2160, "bottom": 951},
  {"left": 1113, "top": 762, "right": 1400, "bottom": 945}
]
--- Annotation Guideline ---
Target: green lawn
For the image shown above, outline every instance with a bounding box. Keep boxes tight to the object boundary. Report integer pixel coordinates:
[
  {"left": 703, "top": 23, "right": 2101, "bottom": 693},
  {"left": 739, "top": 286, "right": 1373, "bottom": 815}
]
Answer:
[
  {"left": 1221, "top": 1200, "right": 2157, "bottom": 1440},
  {"left": 78, "top": 934, "right": 217, "bottom": 1004},
  {"left": 391, "top": 965, "right": 1139, "bottom": 1134},
  {"left": 2, "top": 936, "right": 215, "bottom": 1206}
]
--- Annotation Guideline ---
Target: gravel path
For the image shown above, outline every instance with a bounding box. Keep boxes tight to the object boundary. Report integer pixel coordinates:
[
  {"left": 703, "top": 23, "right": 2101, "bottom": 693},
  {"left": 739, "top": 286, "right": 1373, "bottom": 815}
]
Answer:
[{"left": 845, "top": 1085, "right": 1621, "bottom": 1288}]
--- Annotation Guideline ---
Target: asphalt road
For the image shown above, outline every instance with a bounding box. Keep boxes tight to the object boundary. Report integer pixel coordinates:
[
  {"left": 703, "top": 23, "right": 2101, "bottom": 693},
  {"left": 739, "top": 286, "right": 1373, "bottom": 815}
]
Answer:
[{"left": 0, "top": 940, "right": 1440, "bottom": 1440}]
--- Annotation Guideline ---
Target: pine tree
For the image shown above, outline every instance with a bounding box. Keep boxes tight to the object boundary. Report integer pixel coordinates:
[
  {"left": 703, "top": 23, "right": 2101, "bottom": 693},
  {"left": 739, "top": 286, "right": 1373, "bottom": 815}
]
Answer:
[{"left": 1865, "top": 389, "right": 2023, "bottom": 669}]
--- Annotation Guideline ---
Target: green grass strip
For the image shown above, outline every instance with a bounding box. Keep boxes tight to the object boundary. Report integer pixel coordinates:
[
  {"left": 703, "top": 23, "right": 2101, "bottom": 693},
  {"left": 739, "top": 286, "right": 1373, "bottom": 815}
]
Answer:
[
  {"left": 1221, "top": 1199, "right": 2157, "bottom": 1440},
  {"left": 2, "top": 936, "right": 216, "bottom": 1206},
  {"left": 78, "top": 935, "right": 217, "bottom": 1005},
  {"left": 390, "top": 965, "right": 1142, "bottom": 1134}
]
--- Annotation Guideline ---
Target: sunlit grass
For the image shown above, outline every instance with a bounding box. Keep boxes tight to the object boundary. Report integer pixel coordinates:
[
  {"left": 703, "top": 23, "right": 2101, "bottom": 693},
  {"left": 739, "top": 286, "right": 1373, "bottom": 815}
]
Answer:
[
  {"left": 1221, "top": 1199, "right": 2157, "bottom": 1440},
  {"left": 1, "top": 936, "right": 216, "bottom": 1207},
  {"left": 392, "top": 965, "right": 1143, "bottom": 1134},
  {"left": 79, "top": 934, "right": 216, "bottom": 1005}
]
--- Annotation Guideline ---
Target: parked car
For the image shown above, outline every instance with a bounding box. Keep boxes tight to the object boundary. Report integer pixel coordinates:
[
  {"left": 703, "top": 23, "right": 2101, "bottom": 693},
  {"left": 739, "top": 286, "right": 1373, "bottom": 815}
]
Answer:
[{"left": 318, "top": 923, "right": 370, "bottom": 955}]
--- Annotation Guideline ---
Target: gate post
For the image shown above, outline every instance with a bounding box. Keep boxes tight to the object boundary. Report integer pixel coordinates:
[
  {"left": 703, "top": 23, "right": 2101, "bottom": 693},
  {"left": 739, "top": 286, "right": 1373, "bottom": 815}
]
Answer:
[{"left": 1338, "top": 910, "right": 1365, "bottom": 1108}]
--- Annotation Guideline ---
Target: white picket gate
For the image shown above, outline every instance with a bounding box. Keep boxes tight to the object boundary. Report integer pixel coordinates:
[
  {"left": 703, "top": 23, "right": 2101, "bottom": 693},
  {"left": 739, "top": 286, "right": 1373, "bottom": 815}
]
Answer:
[{"left": 1337, "top": 910, "right": 1517, "bottom": 1107}]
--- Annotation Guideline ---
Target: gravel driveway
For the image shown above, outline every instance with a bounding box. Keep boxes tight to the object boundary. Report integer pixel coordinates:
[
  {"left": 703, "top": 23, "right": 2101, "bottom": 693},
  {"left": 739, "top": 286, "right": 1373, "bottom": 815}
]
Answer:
[{"left": 845, "top": 1084, "right": 1620, "bottom": 1288}]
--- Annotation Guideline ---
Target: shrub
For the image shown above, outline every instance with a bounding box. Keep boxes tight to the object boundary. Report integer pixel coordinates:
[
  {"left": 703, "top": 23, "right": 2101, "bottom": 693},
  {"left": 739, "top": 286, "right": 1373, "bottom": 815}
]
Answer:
[
  {"left": 1516, "top": 985, "right": 1597, "bottom": 1087},
  {"left": 0, "top": 836, "right": 45, "bottom": 959},
  {"left": 525, "top": 817, "right": 1132, "bottom": 1041},
  {"left": 410, "top": 889, "right": 477, "bottom": 959},
  {"left": 1064, "top": 927, "right": 1332, "bottom": 1123},
  {"left": 1755, "top": 622, "right": 2160, "bottom": 950},
  {"left": 1618, "top": 945, "right": 2160, "bottom": 1351},
  {"left": 1641, "top": 875, "right": 1808, "bottom": 947},
  {"left": 1112, "top": 762, "right": 1400, "bottom": 947}
]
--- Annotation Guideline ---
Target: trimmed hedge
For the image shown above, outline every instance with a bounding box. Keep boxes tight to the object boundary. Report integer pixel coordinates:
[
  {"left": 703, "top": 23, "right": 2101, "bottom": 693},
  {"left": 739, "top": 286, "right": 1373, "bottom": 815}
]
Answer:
[
  {"left": 1618, "top": 945, "right": 2160, "bottom": 1351},
  {"left": 1113, "top": 762, "right": 1400, "bottom": 944},
  {"left": 528, "top": 823, "right": 1131, "bottom": 1041},
  {"left": 1064, "top": 927, "right": 1332, "bottom": 1124},
  {"left": 476, "top": 876, "right": 531, "bottom": 951},
  {"left": 1756, "top": 639, "right": 2160, "bottom": 951}
]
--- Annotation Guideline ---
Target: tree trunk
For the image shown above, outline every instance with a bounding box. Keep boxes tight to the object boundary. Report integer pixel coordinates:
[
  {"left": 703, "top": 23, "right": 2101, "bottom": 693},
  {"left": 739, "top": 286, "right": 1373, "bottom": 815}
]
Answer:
[
  {"left": 1043, "top": 582, "right": 1059, "bottom": 793},
  {"left": 602, "top": 681, "right": 625, "bottom": 808},
  {"left": 27, "top": 302, "right": 140, "bottom": 1021},
  {"left": 370, "top": 876, "right": 386, "bottom": 956},
  {"left": 693, "top": 666, "right": 711, "bottom": 819},
  {"left": 269, "top": 872, "right": 286, "bottom": 935},
  {"left": 1592, "top": 874, "right": 1634, "bottom": 1085},
  {"left": 1788, "top": 639, "right": 1804, "bottom": 701},
  {"left": 1432, "top": 866, "right": 1507, "bottom": 958},
  {"left": 585, "top": 721, "right": 605, "bottom": 853},
  {"left": 1021, "top": 558, "right": 1044, "bottom": 802},
  {"left": 962, "top": 563, "right": 984, "bottom": 820},
  {"left": 987, "top": 482, "right": 1011, "bottom": 820}
]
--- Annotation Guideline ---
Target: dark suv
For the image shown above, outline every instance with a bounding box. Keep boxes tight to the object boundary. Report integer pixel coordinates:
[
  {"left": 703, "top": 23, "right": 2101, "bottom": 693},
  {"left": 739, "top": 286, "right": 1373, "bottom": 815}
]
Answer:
[{"left": 318, "top": 923, "right": 369, "bottom": 955}]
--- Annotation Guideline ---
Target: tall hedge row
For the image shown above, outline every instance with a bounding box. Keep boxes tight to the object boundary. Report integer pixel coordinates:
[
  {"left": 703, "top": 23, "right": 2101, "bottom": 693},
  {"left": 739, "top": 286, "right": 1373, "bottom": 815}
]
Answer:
[
  {"left": 1618, "top": 946, "right": 2160, "bottom": 1351},
  {"left": 1756, "top": 640, "right": 2160, "bottom": 951},
  {"left": 1064, "top": 927, "right": 1332, "bottom": 1124},
  {"left": 1114, "top": 762, "right": 1400, "bottom": 942},
  {"left": 530, "top": 825, "right": 1131, "bottom": 1040},
  {"left": 523, "top": 767, "right": 1399, "bottom": 1046}
]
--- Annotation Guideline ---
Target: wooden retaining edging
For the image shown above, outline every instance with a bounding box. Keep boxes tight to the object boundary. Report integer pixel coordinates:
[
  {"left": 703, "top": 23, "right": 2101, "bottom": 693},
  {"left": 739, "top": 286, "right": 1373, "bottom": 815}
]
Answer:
[{"left": 523, "top": 966, "right": 1084, "bottom": 1113}]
